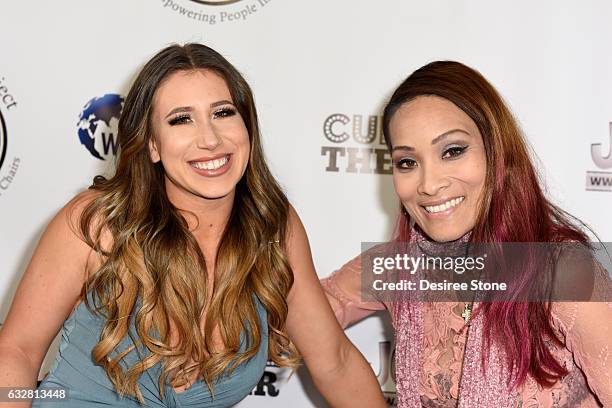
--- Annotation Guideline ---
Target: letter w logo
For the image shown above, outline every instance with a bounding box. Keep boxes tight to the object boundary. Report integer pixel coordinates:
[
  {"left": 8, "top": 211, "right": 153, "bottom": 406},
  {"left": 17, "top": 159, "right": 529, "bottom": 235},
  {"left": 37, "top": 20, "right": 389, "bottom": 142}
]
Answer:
[{"left": 101, "top": 132, "right": 118, "bottom": 155}]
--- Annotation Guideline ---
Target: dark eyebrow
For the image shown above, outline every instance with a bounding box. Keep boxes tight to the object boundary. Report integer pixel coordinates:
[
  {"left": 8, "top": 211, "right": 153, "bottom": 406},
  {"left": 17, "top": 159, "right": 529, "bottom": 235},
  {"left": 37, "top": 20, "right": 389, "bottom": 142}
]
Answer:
[
  {"left": 164, "top": 100, "right": 235, "bottom": 119},
  {"left": 391, "top": 145, "right": 414, "bottom": 153},
  {"left": 391, "top": 129, "right": 471, "bottom": 152},
  {"left": 431, "top": 129, "right": 471, "bottom": 145},
  {"left": 165, "top": 106, "right": 193, "bottom": 119},
  {"left": 210, "top": 99, "right": 234, "bottom": 108}
]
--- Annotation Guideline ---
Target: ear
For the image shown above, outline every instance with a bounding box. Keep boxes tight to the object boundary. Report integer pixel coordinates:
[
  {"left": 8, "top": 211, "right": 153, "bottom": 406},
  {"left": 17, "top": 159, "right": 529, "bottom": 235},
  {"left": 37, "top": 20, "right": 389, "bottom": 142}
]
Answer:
[{"left": 148, "top": 137, "right": 161, "bottom": 163}]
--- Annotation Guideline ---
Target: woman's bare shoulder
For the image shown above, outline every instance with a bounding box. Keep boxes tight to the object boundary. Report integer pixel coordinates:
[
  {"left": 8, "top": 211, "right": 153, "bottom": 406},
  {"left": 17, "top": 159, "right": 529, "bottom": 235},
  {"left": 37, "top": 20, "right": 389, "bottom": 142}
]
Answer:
[{"left": 0, "top": 189, "right": 107, "bottom": 368}]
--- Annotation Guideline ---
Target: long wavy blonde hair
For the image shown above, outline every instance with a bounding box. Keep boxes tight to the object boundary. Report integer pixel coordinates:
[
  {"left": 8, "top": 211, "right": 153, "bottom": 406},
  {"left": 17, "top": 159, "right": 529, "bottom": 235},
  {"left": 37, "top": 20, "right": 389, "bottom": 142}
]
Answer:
[{"left": 77, "top": 43, "right": 299, "bottom": 402}]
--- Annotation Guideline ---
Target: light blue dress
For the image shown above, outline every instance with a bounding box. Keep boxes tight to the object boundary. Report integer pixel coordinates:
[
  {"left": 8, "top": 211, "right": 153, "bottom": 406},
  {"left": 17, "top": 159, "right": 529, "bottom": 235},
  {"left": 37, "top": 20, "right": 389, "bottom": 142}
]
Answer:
[{"left": 33, "top": 291, "right": 268, "bottom": 407}]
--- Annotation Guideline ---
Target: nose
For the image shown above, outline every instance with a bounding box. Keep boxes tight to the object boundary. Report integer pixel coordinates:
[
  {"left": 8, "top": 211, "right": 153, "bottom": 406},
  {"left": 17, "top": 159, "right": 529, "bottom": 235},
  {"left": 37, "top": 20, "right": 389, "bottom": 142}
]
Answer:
[
  {"left": 196, "top": 120, "right": 221, "bottom": 150},
  {"left": 417, "top": 162, "right": 450, "bottom": 196}
]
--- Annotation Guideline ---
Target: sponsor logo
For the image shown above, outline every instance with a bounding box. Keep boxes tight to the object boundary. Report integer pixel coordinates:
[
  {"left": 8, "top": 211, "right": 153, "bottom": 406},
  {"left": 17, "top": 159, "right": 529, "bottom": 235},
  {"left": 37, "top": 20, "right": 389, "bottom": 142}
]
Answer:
[
  {"left": 586, "top": 122, "right": 612, "bottom": 191},
  {"left": 0, "top": 108, "right": 6, "bottom": 170},
  {"left": 246, "top": 344, "right": 396, "bottom": 405},
  {"left": 189, "top": 0, "right": 244, "bottom": 5},
  {"left": 77, "top": 94, "right": 124, "bottom": 161},
  {"left": 0, "top": 75, "right": 21, "bottom": 196},
  {"left": 161, "top": 0, "right": 272, "bottom": 24},
  {"left": 321, "top": 113, "right": 392, "bottom": 174},
  {"left": 248, "top": 361, "right": 281, "bottom": 398}
]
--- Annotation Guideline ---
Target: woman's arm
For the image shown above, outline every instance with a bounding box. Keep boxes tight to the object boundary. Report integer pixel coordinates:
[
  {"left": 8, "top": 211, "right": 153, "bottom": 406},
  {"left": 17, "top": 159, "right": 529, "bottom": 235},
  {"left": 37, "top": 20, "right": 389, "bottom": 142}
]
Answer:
[
  {"left": 550, "top": 260, "right": 612, "bottom": 405},
  {"left": 320, "top": 254, "right": 386, "bottom": 329},
  {"left": 0, "top": 192, "right": 95, "bottom": 407},
  {"left": 283, "top": 207, "right": 386, "bottom": 407},
  {"left": 551, "top": 301, "right": 612, "bottom": 405}
]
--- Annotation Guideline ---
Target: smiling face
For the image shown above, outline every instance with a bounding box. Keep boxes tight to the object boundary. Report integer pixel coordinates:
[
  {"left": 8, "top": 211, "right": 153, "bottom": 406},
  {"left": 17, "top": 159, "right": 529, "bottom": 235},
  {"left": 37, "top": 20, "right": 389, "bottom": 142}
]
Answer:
[
  {"left": 388, "top": 96, "right": 487, "bottom": 242},
  {"left": 148, "top": 69, "right": 250, "bottom": 206}
]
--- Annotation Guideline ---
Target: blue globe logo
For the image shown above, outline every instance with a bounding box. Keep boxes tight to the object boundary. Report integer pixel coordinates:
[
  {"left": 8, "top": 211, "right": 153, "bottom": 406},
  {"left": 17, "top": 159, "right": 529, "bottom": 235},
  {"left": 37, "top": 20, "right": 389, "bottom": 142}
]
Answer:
[{"left": 77, "top": 94, "right": 124, "bottom": 160}]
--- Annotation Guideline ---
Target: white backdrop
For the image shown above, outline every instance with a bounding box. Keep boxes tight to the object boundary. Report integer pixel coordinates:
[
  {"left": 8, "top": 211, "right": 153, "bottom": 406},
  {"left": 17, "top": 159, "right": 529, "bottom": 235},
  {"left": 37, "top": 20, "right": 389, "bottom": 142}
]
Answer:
[{"left": 1, "top": 1, "right": 611, "bottom": 407}]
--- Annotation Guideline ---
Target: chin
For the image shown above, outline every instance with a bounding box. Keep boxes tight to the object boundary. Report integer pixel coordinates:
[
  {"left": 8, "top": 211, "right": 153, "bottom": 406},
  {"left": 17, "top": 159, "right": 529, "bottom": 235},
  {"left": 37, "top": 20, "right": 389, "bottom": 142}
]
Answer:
[
  {"left": 422, "top": 227, "right": 469, "bottom": 243},
  {"left": 197, "top": 188, "right": 235, "bottom": 200},
  {"left": 191, "top": 176, "right": 243, "bottom": 200}
]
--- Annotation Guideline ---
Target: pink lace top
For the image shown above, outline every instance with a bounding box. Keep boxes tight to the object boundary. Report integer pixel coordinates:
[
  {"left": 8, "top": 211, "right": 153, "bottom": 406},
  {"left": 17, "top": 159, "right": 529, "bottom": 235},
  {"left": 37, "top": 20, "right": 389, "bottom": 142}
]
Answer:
[{"left": 321, "top": 255, "right": 612, "bottom": 407}]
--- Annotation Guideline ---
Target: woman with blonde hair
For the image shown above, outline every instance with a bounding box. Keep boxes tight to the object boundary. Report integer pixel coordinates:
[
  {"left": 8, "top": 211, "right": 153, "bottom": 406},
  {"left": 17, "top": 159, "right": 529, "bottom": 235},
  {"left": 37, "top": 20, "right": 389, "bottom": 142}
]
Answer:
[
  {"left": 0, "top": 43, "right": 386, "bottom": 407},
  {"left": 322, "top": 61, "right": 612, "bottom": 407}
]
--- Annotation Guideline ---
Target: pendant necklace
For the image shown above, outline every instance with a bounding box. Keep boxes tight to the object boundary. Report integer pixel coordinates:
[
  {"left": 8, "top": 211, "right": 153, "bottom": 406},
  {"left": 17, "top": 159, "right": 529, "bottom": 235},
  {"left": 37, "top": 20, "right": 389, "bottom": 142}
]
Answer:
[{"left": 461, "top": 302, "right": 473, "bottom": 325}]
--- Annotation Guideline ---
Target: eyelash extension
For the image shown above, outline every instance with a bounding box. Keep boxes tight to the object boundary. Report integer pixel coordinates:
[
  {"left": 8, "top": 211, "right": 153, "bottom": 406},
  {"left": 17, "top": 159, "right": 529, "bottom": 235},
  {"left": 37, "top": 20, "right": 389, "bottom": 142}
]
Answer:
[
  {"left": 168, "top": 114, "right": 191, "bottom": 126},
  {"left": 443, "top": 145, "right": 468, "bottom": 158},
  {"left": 394, "top": 158, "right": 417, "bottom": 170},
  {"left": 212, "top": 107, "right": 237, "bottom": 119},
  {"left": 394, "top": 145, "right": 469, "bottom": 170}
]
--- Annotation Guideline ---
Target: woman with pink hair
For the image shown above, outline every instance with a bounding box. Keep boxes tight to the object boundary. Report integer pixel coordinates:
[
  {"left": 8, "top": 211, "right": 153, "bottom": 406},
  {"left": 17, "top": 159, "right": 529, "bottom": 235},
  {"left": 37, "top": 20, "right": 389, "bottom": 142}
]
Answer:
[{"left": 322, "top": 61, "right": 612, "bottom": 407}]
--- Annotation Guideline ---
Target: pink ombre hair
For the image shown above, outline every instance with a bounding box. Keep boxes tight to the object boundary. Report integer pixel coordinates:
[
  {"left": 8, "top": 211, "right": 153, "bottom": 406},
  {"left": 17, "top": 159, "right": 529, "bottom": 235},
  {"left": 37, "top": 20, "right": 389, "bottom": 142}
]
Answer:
[{"left": 383, "top": 61, "right": 588, "bottom": 388}]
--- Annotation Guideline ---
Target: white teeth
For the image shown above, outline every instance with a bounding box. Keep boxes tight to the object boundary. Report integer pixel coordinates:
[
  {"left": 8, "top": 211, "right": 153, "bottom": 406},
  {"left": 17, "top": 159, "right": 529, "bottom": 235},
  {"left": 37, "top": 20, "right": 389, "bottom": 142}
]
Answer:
[
  {"left": 424, "top": 196, "right": 464, "bottom": 214},
  {"left": 190, "top": 156, "right": 228, "bottom": 171}
]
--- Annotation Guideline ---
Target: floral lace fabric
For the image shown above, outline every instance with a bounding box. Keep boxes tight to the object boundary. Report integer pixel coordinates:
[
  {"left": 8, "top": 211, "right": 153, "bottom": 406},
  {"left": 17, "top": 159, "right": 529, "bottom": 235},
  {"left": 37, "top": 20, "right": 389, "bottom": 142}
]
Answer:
[{"left": 320, "top": 254, "right": 612, "bottom": 407}]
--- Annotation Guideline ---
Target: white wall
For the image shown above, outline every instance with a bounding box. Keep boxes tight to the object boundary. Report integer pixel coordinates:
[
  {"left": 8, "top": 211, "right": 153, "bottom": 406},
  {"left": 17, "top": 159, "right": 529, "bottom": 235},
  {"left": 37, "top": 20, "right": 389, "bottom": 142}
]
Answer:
[{"left": 0, "top": 1, "right": 610, "bottom": 406}]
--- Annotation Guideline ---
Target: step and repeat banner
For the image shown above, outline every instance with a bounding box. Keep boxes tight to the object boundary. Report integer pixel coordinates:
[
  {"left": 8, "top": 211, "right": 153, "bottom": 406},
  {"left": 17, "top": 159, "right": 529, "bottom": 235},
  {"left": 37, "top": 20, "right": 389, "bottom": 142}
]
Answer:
[{"left": 1, "top": 1, "right": 611, "bottom": 407}]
